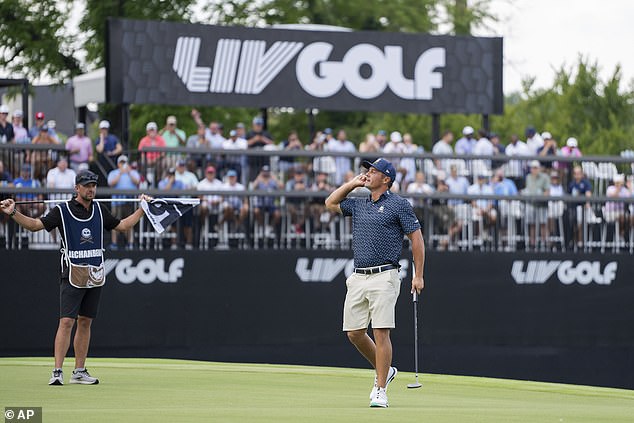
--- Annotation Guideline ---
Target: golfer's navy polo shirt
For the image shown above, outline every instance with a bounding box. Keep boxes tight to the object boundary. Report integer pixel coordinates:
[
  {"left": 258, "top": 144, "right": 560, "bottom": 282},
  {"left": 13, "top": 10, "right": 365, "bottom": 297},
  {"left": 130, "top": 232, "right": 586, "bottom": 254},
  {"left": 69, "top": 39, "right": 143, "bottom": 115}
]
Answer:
[{"left": 340, "top": 190, "right": 421, "bottom": 268}]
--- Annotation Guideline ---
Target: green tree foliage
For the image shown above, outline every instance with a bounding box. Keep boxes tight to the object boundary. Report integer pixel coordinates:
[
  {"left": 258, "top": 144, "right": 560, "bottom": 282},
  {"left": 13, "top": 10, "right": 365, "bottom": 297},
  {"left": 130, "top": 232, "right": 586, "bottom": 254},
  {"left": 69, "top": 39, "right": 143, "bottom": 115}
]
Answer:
[
  {"left": 0, "top": 0, "right": 81, "bottom": 80},
  {"left": 202, "top": 0, "right": 436, "bottom": 33},
  {"left": 492, "top": 58, "right": 634, "bottom": 155},
  {"left": 80, "top": 0, "right": 195, "bottom": 67}
]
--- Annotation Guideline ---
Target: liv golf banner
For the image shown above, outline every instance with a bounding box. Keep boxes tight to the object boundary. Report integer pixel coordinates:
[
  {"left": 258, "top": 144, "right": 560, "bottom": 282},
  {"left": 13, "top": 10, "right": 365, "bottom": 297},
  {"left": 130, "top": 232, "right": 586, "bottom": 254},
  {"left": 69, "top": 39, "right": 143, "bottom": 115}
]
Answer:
[{"left": 106, "top": 19, "right": 503, "bottom": 114}]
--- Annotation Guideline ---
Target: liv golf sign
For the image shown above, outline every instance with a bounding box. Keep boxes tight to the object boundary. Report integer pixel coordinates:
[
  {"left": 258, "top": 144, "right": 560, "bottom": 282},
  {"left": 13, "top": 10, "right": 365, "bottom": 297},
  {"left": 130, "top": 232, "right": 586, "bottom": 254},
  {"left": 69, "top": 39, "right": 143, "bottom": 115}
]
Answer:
[{"left": 107, "top": 19, "right": 503, "bottom": 114}]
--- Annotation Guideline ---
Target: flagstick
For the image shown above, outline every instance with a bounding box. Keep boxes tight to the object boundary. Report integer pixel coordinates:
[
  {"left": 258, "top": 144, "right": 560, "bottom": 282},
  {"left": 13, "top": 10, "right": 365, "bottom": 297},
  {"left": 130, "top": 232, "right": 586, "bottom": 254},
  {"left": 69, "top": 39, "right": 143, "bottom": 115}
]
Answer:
[{"left": 13, "top": 198, "right": 199, "bottom": 205}]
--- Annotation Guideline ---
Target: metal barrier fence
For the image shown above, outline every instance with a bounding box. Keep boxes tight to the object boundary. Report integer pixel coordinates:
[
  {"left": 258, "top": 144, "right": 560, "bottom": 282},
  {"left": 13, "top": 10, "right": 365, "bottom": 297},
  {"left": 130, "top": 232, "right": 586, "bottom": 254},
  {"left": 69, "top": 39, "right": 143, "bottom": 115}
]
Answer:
[
  {"left": 2, "top": 143, "right": 634, "bottom": 253},
  {"left": 2, "top": 187, "right": 634, "bottom": 254}
]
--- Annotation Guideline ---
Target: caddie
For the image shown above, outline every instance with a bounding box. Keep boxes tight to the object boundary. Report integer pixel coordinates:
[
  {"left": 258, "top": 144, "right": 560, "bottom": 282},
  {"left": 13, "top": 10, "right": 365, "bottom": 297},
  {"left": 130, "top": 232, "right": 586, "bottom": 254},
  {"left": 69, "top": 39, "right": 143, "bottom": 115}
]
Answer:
[{"left": 0, "top": 170, "right": 151, "bottom": 385}]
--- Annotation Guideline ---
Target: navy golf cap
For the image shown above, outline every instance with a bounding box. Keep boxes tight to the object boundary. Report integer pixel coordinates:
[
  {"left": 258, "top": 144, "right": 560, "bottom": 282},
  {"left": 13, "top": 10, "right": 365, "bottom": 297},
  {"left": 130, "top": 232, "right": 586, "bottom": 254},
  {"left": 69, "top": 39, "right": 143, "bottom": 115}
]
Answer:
[
  {"left": 75, "top": 170, "right": 99, "bottom": 185},
  {"left": 362, "top": 158, "right": 396, "bottom": 183}
]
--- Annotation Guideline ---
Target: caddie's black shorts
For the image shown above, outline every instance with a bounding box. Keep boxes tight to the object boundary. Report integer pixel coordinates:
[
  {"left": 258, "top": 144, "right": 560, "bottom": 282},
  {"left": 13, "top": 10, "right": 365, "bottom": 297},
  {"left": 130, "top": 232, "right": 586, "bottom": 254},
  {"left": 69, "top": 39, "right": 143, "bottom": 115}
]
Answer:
[{"left": 59, "top": 279, "right": 102, "bottom": 319}]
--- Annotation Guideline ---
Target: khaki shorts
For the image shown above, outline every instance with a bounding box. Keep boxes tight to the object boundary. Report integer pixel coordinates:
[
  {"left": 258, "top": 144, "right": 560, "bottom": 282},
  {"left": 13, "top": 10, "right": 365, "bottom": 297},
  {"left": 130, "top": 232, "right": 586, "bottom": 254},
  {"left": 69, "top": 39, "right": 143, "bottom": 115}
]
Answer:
[{"left": 343, "top": 269, "right": 401, "bottom": 331}]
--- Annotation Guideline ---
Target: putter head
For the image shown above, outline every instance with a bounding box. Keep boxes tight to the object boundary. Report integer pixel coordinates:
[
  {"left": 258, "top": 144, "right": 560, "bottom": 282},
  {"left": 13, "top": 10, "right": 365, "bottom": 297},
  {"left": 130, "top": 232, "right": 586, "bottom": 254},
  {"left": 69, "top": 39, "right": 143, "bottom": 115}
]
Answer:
[{"left": 407, "top": 382, "right": 422, "bottom": 389}]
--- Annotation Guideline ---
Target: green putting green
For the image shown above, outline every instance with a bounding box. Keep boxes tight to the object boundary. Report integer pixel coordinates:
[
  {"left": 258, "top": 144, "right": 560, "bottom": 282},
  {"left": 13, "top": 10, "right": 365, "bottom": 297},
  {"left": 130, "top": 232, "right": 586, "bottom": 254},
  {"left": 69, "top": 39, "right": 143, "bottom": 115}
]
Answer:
[{"left": 0, "top": 358, "right": 632, "bottom": 422}]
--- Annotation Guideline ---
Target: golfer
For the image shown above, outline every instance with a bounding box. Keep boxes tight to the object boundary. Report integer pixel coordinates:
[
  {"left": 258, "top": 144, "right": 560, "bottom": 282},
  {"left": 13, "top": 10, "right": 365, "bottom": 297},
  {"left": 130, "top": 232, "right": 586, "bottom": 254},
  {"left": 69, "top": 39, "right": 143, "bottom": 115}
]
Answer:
[
  {"left": 0, "top": 170, "right": 151, "bottom": 386},
  {"left": 325, "top": 158, "right": 425, "bottom": 408}
]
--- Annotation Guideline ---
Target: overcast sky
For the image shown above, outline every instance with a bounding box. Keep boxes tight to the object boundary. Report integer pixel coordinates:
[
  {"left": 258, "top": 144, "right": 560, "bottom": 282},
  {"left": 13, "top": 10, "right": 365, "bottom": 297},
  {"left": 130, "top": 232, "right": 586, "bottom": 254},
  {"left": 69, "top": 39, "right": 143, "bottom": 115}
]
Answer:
[{"left": 478, "top": 0, "right": 634, "bottom": 94}]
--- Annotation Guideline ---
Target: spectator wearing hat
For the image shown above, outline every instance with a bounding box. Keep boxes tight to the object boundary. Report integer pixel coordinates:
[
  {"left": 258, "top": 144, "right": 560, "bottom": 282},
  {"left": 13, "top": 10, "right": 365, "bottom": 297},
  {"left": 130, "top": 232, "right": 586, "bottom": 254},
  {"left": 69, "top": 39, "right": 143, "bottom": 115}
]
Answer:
[
  {"left": 492, "top": 169, "right": 519, "bottom": 250},
  {"left": 220, "top": 169, "right": 249, "bottom": 231},
  {"left": 327, "top": 129, "right": 356, "bottom": 185},
  {"left": 235, "top": 122, "right": 247, "bottom": 139},
  {"left": 455, "top": 126, "right": 476, "bottom": 155},
  {"left": 604, "top": 174, "right": 630, "bottom": 237},
  {"left": 47, "top": 120, "right": 65, "bottom": 144},
  {"left": 306, "top": 131, "right": 337, "bottom": 179},
  {"left": 95, "top": 120, "right": 122, "bottom": 176},
  {"left": 13, "top": 164, "right": 45, "bottom": 218},
  {"left": 157, "top": 167, "right": 187, "bottom": 249},
  {"left": 375, "top": 130, "right": 388, "bottom": 149},
  {"left": 559, "top": 137, "right": 583, "bottom": 184},
  {"left": 66, "top": 123, "right": 93, "bottom": 172},
  {"left": 161, "top": 115, "right": 187, "bottom": 148},
  {"left": 28, "top": 111, "right": 47, "bottom": 139},
  {"left": 31, "top": 124, "right": 61, "bottom": 181},
  {"left": 246, "top": 116, "right": 274, "bottom": 181},
  {"left": 137, "top": 121, "right": 166, "bottom": 168},
  {"left": 525, "top": 126, "right": 544, "bottom": 155},
  {"left": 567, "top": 165, "right": 593, "bottom": 249},
  {"left": 107, "top": 155, "right": 140, "bottom": 249},
  {"left": 222, "top": 129, "right": 248, "bottom": 181},
  {"left": 383, "top": 131, "right": 406, "bottom": 176},
  {"left": 174, "top": 160, "right": 199, "bottom": 249},
  {"left": 197, "top": 165, "right": 224, "bottom": 247},
  {"left": 251, "top": 165, "right": 283, "bottom": 237},
  {"left": 0, "top": 105, "right": 15, "bottom": 144},
  {"left": 524, "top": 160, "right": 550, "bottom": 250},
  {"left": 537, "top": 132, "right": 558, "bottom": 170},
  {"left": 400, "top": 133, "right": 420, "bottom": 187},
  {"left": 11, "top": 110, "right": 29, "bottom": 144}
]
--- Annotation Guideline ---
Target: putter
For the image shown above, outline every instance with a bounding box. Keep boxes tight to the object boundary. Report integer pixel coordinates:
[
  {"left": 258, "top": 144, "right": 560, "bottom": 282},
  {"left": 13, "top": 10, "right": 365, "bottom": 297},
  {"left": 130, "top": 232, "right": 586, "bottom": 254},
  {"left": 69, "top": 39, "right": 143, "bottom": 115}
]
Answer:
[{"left": 407, "top": 291, "right": 422, "bottom": 389}]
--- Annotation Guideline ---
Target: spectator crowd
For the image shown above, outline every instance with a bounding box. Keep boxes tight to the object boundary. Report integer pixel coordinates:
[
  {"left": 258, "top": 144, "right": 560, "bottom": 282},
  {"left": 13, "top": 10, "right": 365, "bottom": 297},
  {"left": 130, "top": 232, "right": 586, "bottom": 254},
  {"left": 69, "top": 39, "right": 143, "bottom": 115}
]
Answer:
[{"left": 1, "top": 103, "right": 633, "bottom": 252}]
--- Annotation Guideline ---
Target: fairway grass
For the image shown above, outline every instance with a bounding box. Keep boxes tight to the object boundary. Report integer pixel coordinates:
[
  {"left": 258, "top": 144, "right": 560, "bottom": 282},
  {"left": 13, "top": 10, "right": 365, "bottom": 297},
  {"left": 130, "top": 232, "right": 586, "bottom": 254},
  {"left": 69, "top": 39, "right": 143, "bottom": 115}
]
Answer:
[{"left": 0, "top": 358, "right": 632, "bottom": 423}]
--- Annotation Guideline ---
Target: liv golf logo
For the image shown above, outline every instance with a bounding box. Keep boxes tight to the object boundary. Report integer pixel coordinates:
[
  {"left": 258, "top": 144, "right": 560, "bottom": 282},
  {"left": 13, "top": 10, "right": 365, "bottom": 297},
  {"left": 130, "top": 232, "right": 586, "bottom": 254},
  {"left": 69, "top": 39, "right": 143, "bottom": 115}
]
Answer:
[
  {"left": 173, "top": 37, "right": 446, "bottom": 100},
  {"left": 104, "top": 258, "right": 184, "bottom": 284},
  {"left": 511, "top": 260, "right": 617, "bottom": 285}
]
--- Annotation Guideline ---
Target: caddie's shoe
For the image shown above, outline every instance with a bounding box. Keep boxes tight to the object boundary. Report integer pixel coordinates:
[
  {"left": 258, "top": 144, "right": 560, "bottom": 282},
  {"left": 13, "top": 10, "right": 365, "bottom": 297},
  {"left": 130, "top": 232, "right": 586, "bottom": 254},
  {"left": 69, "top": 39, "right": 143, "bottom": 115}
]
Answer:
[
  {"left": 369, "top": 366, "right": 398, "bottom": 399},
  {"left": 370, "top": 387, "right": 389, "bottom": 408},
  {"left": 69, "top": 368, "right": 99, "bottom": 385},
  {"left": 49, "top": 368, "right": 63, "bottom": 385}
]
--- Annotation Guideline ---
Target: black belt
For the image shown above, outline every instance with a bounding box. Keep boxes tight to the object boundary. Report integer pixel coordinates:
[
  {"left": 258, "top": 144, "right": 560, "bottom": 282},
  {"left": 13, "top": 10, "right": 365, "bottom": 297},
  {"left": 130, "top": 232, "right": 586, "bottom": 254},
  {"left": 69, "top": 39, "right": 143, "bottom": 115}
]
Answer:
[{"left": 354, "top": 264, "right": 398, "bottom": 275}]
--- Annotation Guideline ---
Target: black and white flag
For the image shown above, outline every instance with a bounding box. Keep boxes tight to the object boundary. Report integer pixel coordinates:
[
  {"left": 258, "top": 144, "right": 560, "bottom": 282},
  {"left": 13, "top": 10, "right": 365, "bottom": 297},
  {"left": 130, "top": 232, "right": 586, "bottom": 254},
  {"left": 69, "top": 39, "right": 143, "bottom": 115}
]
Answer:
[{"left": 140, "top": 198, "right": 200, "bottom": 234}]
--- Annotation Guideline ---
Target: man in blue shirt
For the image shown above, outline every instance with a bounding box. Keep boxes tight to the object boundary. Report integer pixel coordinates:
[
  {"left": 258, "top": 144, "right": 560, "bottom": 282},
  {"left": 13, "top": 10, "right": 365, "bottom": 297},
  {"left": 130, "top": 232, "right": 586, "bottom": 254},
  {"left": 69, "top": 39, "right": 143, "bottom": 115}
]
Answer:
[
  {"left": 326, "top": 158, "right": 425, "bottom": 408},
  {"left": 567, "top": 165, "right": 593, "bottom": 249}
]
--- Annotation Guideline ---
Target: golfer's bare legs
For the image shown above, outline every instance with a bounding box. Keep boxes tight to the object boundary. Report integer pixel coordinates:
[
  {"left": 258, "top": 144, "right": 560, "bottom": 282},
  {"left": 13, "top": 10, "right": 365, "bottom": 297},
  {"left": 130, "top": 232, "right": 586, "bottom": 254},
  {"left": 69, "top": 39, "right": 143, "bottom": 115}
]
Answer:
[
  {"left": 54, "top": 318, "right": 74, "bottom": 369},
  {"left": 373, "top": 328, "right": 392, "bottom": 388},
  {"left": 347, "top": 329, "right": 377, "bottom": 368},
  {"left": 74, "top": 316, "right": 92, "bottom": 369},
  {"left": 347, "top": 328, "right": 392, "bottom": 388}
]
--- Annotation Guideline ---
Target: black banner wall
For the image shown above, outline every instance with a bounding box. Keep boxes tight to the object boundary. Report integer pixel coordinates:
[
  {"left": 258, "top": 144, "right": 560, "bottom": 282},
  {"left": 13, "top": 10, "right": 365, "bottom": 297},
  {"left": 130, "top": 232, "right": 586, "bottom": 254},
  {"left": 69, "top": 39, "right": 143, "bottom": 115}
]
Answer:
[
  {"left": 106, "top": 19, "right": 503, "bottom": 114},
  {"left": 1, "top": 251, "right": 632, "bottom": 389}
]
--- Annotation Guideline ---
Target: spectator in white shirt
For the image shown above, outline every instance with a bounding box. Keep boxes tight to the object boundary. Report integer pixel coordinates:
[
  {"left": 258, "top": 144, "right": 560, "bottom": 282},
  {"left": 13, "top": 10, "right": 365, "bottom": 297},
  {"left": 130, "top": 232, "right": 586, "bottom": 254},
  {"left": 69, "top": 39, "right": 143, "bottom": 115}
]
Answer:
[
  {"left": 473, "top": 128, "right": 494, "bottom": 156},
  {"left": 525, "top": 126, "right": 543, "bottom": 155},
  {"left": 468, "top": 174, "right": 497, "bottom": 233},
  {"left": 327, "top": 129, "right": 356, "bottom": 185},
  {"left": 220, "top": 169, "right": 248, "bottom": 230},
  {"left": 505, "top": 134, "right": 531, "bottom": 190},
  {"left": 198, "top": 165, "right": 225, "bottom": 238},
  {"left": 222, "top": 129, "right": 248, "bottom": 182}
]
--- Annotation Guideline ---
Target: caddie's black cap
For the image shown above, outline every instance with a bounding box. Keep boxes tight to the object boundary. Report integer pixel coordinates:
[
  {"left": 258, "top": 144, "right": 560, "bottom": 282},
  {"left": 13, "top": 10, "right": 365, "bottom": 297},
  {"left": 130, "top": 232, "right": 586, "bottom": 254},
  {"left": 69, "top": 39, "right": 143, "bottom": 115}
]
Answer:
[{"left": 75, "top": 170, "right": 98, "bottom": 186}]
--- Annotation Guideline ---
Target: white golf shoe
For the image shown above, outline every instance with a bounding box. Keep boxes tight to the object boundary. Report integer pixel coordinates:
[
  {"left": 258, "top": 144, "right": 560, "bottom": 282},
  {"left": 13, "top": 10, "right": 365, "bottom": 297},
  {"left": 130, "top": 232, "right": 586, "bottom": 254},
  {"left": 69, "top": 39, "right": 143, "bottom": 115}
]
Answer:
[
  {"left": 69, "top": 368, "right": 99, "bottom": 385},
  {"left": 48, "top": 369, "right": 63, "bottom": 385},
  {"left": 370, "top": 387, "right": 389, "bottom": 408},
  {"left": 369, "top": 366, "right": 398, "bottom": 399}
]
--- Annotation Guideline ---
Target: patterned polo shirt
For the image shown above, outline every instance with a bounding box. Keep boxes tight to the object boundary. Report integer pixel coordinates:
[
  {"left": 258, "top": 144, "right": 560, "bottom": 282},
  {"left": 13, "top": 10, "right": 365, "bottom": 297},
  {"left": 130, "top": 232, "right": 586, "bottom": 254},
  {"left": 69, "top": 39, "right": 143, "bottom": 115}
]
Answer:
[{"left": 340, "top": 190, "right": 421, "bottom": 268}]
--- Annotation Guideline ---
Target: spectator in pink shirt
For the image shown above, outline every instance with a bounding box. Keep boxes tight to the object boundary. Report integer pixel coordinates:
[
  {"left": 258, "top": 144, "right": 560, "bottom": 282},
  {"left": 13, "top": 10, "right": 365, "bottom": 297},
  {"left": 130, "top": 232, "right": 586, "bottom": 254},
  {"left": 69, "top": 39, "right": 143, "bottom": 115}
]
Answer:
[
  {"left": 138, "top": 121, "right": 166, "bottom": 166},
  {"left": 65, "top": 123, "right": 93, "bottom": 172}
]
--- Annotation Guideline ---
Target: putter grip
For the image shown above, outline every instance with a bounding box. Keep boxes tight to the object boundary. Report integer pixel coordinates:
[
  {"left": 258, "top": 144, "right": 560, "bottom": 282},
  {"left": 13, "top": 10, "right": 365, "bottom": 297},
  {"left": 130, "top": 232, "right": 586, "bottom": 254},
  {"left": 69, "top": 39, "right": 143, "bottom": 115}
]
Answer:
[{"left": 412, "top": 291, "right": 418, "bottom": 302}]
